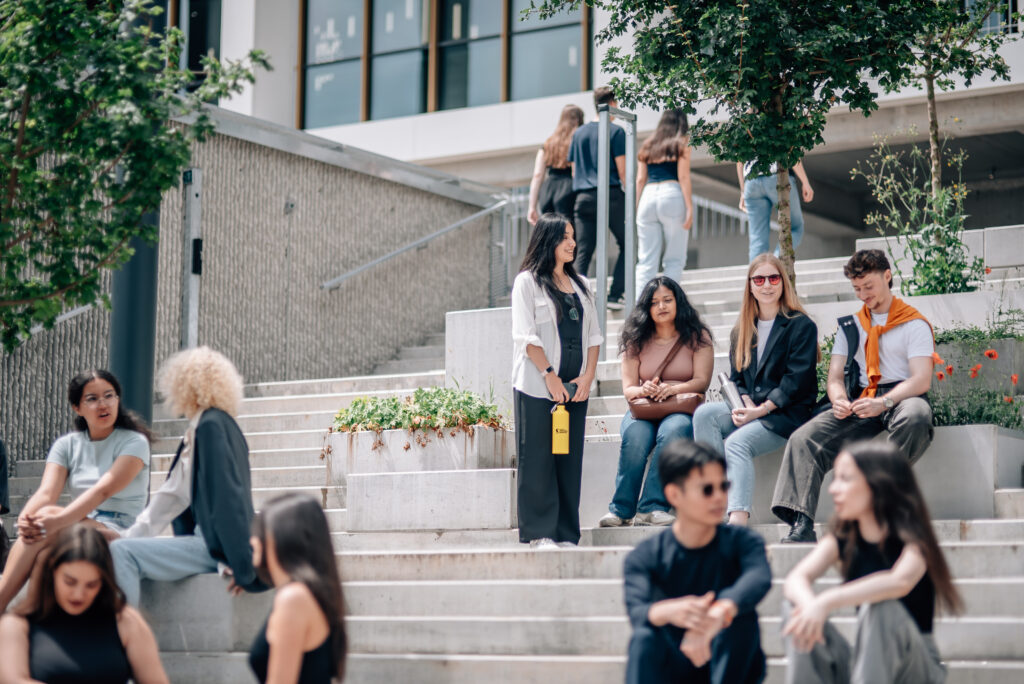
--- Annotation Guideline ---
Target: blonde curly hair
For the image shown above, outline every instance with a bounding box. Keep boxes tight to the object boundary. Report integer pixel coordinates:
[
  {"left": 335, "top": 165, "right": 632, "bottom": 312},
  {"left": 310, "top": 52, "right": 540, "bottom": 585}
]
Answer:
[{"left": 158, "top": 346, "right": 244, "bottom": 418}]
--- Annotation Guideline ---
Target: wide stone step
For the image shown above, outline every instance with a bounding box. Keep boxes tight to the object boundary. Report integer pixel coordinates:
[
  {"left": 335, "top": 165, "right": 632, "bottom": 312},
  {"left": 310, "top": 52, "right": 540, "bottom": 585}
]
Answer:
[
  {"left": 996, "top": 489, "right": 1024, "bottom": 518},
  {"left": 153, "top": 410, "right": 338, "bottom": 438},
  {"left": 243, "top": 370, "right": 445, "bottom": 398},
  {"left": 152, "top": 447, "right": 324, "bottom": 472},
  {"left": 151, "top": 465, "right": 330, "bottom": 492},
  {"left": 373, "top": 358, "right": 445, "bottom": 375},
  {"left": 398, "top": 344, "right": 446, "bottom": 360},
  {"left": 239, "top": 388, "right": 412, "bottom": 417},
  {"left": 155, "top": 428, "right": 325, "bottom": 452},
  {"left": 251, "top": 485, "right": 345, "bottom": 510}
]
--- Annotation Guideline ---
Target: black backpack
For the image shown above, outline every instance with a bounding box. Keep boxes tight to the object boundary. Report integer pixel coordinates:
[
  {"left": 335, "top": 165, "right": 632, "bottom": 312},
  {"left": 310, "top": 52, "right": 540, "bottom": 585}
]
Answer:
[{"left": 814, "top": 315, "right": 862, "bottom": 414}]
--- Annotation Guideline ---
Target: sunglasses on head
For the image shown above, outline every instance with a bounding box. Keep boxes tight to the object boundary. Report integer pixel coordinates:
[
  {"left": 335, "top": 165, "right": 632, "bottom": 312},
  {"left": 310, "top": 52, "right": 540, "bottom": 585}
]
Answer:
[
  {"left": 700, "top": 481, "right": 731, "bottom": 497},
  {"left": 749, "top": 274, "right": 782, "bottom": 286}
]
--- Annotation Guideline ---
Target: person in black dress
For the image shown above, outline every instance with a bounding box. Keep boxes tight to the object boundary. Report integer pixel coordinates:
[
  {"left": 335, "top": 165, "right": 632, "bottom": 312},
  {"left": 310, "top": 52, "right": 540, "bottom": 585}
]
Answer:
[
  {"left": 782, "top": 441, "right": 962, "bottom": 683},
  {"left": 0, "top": 524, "right": 168, "bottom": 684},
  {"left": 527, "top": 104, "right": 584, "bottom": 224},
  {"left": 249, "top": 493, "right": 347, "bottom": 684}
]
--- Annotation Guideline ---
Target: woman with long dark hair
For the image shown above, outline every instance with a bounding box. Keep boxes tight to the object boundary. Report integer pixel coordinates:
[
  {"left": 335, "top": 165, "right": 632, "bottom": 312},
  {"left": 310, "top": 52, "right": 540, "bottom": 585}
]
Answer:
[
  {"left": 0, "top": 524, "right": 168, "bottom": 684},
  {"left": 599, "top": 276, "right": 713, "bottom": 528},
  {"left": 0, "top": 370, "right": 152, "bottom": 612},
  {"left": 693, "top": 253, "right": 818, "bottom": 526},
  {"left": 634, "top": 109, "right": 693, "bottom": 295},
  {"left": 249, "top": 493, "right": 347, "bottom": 684},
  {"left": 511, "top": 213, "right": 603, "bottom": 549},
  {"left": 782, "top": 441, "right": 961, "bottom": 684},
  {"left": 527, "top": 104, "right": 585, "bottom": 224}
]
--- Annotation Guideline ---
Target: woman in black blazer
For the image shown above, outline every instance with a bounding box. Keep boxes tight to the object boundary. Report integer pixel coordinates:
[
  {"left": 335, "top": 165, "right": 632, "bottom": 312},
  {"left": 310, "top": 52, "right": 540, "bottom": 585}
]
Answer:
[{"left": 693, "top": 254, "right": 818, "bottom": 526}]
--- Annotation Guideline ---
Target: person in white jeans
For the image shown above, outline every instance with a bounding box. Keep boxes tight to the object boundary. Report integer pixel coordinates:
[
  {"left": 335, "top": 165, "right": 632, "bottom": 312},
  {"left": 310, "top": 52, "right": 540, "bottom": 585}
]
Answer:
[{"left": 635, "top": 109, "right": 693, "bottom": 298}]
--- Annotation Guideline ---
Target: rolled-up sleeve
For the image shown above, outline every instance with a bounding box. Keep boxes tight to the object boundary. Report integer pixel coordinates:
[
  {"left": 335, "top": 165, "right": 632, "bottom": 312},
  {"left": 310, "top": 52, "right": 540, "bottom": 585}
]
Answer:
[
  {"left": 584, "top": 284, "right": 604, "bottom": 349},
  {"left": 511, "top": 275, "right": 544, "bottom": 350}
]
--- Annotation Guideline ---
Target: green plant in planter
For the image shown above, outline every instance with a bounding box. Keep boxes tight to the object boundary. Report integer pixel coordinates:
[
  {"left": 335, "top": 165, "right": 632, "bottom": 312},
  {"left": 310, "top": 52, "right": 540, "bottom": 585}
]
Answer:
[
  {"left": 929, "top": 347, "right": 1021, "bottom": 431},
  {"left": 850, "top": 136, "right": 985, "bottom": 296},
  {"left": 331, "top": 387, "right": 505, "bottom": 436},
  {"left": 816, "top": 331, "right": 837, "bottom": 402}
]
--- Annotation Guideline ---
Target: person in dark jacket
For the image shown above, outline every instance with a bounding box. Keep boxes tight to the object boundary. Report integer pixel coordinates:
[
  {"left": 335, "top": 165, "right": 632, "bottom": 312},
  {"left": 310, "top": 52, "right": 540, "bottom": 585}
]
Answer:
[
  {"left": 693, "top": 253, "right": 818, "bottom": 527},
  {"left": 110, "top": 347, "right": 268, "bottom": 605},
  {"left": 624, "top": 439, "right": 771, "bottom": 684}
]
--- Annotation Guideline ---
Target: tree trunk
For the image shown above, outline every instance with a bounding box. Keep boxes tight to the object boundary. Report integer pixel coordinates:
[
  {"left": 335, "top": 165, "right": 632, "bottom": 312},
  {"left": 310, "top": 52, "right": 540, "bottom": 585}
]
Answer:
[
  {"left": 776, "top": 169, "right": 795, "bottom": 284},
  {"left": 925, "top": 69, "right": 941, "bottom": 206}
]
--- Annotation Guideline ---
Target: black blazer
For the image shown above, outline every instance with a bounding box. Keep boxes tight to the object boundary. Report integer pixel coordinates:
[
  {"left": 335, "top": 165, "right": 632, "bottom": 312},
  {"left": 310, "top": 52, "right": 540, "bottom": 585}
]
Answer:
[
  {"left": 729, "top": 311, "right": 818, "bottom": 438},
  {"left": 169, "top": 407, "right": 268, "bottom": 593}
]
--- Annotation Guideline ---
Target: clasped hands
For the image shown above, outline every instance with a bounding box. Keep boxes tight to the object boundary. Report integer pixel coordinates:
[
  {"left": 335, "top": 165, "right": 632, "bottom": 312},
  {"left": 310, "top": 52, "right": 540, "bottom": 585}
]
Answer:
[
  {"left": 639, "top": 378, "right": 677, "bottom": 402},
  {"left": 781, "top": 596, "right": 829, "bottom": 653},
  {"left": 16, "top": 509, "right": 66, "bottom": 545},
  {"left": 832, "top": 396, "right": 886, "bottom": 420},
  {"left": 661, "top": 592, "right": 735, "bottom": 668}
]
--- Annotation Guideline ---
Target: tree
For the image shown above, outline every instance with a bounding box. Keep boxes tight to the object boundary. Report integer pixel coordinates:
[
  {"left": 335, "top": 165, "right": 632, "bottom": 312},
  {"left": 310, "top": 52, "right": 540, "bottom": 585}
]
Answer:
[
  {"left": 529, "top": 1, "right": 935, "bottom": 281},
  {"left": 0, "top": 0, "right": 268, "bottom": 352},
  {"left": 894, "top": 0, "right": 1017, "bottom": 204}
]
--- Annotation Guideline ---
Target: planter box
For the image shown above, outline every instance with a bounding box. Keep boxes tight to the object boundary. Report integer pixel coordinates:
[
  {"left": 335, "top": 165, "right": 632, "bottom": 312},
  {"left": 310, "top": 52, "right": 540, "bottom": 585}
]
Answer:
[{"left": 326, "top": 425, "right": 512, "bottom": 484}]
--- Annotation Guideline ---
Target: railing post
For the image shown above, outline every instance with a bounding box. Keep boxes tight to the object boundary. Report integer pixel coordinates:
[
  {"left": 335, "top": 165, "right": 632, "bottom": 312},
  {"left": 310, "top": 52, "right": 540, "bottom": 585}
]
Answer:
[
  {"left": 622, "top": 115, "right": 637, "bottom": 317},
  {"left": 180, "top": 167, "right": 202, "bottom": 349},
  {"left": 596, "top": 105, "right": 610, "bottom": 361}
]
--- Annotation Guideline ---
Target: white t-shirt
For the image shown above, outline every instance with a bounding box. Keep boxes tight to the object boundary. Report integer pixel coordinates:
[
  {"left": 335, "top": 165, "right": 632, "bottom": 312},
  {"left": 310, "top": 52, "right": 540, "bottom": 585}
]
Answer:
[
  {"left": 46, "top": 428, "right": 151, "bottom": 518},
  {"left": 832, "top": 312, "right": 934, "bottom": 385},
  {"left": 756, "top": 318, "right": 775, "bottom": 365}
]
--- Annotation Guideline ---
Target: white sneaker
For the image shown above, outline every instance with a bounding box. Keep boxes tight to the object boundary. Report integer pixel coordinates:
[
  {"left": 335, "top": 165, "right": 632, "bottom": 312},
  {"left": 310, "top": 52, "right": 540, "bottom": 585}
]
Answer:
[
  {"left": 529, "top": 537, "right": 559, "bottom": 550},
  {"left": 598, "top": 512, "right": 632, "bottom": 527},
  {"left": 556, "top": 541, "right": 577, "bottom": 548},
  {"left": 635, "top": 511, "right": 675, "bottom": 526}
]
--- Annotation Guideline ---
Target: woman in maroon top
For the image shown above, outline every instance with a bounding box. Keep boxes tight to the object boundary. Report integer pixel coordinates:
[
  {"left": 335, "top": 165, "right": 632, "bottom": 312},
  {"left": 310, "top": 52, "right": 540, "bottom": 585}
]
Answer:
[{"left": 600, "top": 276, "right": 714, "bottom": 527}]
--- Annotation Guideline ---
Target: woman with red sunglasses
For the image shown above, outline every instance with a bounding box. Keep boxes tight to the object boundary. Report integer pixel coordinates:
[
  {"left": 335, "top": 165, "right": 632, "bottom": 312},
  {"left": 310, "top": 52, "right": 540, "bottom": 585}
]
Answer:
[{"left": 693, "top": 253, "right": 819, "bottom": 526}]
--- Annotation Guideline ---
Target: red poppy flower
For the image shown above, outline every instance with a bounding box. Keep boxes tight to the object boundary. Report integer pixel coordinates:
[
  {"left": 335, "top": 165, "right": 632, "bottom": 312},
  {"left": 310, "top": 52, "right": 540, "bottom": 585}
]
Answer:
[
  {"left": 985, "top": 267, "right": 992, "bottom": 274},
  {"left": 945, "top": 365, "right": 953, "bottom": 375},
  {"left": 931, "top": 352, "right": 945, "bottom": 365},
  {"left": 969, "top": 371, "right": 978, "bottom": 379},
  {"left": 985, "top": 349, "right": 999, "bottom": 360},
  {"left": 1005, "top": 396, "right": 1014, "bottom": 404},
  {"left": 972, "top": 363, "right": 983, "bottom": 372},
  {"left": 935, "top": 371, "right": 946, "bottom": 381},
  {"left": 1013, "top": 374, "right": 1019, "bottom": 386}
]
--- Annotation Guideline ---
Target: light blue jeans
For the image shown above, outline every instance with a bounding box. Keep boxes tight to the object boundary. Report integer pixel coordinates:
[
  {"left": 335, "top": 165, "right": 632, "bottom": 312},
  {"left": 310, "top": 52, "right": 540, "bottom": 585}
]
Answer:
[
  {"left": 743, "top": 174, "right": 804, "bottom": 262},
  {"left": 635, "top": 181, "right": 689, "bottom": 297},
  {"left": 609, "top": 412, "right": 694, "bottom": 518},
  {"left": 693, "top": 401, "right": 787, "bottom": 514},
  {"left": 110, "top": 526, "right": 219, "bottom": 606}
]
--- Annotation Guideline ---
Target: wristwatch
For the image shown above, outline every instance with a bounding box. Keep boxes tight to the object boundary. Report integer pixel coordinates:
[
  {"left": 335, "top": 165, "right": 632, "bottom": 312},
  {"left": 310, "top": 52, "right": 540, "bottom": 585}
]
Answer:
[
  {"left": 542, "top": 365, "right": 554, "bottom": 377},
  {"left": 882, "top": 395, "right": 895, "bottom": 410}
]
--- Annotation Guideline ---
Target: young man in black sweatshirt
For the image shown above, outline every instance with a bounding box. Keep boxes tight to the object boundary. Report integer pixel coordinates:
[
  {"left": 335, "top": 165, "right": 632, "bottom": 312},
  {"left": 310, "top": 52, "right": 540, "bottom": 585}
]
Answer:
[{"left": 624, "top": 439, "right": 771, "bottom": 684}]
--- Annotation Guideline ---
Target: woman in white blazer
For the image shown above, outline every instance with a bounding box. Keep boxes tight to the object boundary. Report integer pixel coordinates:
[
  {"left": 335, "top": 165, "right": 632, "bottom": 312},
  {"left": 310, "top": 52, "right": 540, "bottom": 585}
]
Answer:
[{"left": 511, "top": 213, "right": 603, "bottom": 549}]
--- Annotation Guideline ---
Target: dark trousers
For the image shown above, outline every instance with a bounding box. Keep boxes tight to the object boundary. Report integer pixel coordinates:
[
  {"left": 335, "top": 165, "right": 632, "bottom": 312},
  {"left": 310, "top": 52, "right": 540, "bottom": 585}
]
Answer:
[
  {"left": 771, "top": 397, "right": 934, "bottom": 523},
  {"left": 573, "top": 187, "right": 625, "bottom": 300},
  {"left": 627, "top": 612, "right": 766, "bottom": 684},
  {"left": 539, "top": 173, "right": 575, "bottom": 219},
  {"left": 514, "top": 390, "right": 587, "bottom": 544}
]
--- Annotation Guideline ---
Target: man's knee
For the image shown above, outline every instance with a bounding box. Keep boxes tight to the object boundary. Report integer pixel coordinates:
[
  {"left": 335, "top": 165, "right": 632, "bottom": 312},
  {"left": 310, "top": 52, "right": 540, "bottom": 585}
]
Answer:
[{"left": 893, "top": 398, "right": 932, "bottom": 430}]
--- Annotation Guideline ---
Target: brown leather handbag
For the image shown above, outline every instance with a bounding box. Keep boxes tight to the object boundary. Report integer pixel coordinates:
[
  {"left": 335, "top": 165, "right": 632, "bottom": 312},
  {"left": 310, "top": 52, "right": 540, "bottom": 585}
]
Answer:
[{"left": 628, "top": 337, "right": 704, "bottom": 421}]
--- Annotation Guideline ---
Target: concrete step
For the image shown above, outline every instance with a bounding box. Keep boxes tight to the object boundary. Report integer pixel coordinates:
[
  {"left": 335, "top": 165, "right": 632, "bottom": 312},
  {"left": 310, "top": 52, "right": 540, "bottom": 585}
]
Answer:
[
  {"left": 155, "top": 428, "right": 325, "bottom": 453},
  {"left": 424, "top": 332, "right": 446, "bottom": 347},
  {"left": 398, "top": 344, "right": 445, "bottom": 361},
  {"left": 239, "top": 388, "right": 413, "bottom": 416},
  {"left": 153, "top": 410, "right": 338, "bottom": 438},
  {"left": 152, "top": 465, "right": 330, "bottom": 492},
  {"left": 243, "top": 370, "right": 445, "bottom": 398},
  {"left": 13, "top": 459, "right": 46, "bottom": 479},
  {"left": 152, "top": 447, "right": 324, "bottom": 472},
  {"left": 251, "top": 485, "right": 345, "bottom": 510},
  {"left": 373, "top": 358, "right": 445, "bottom": 375},
  {"left": 996, "top": 489, "right": 1024, "bottom": 518}
]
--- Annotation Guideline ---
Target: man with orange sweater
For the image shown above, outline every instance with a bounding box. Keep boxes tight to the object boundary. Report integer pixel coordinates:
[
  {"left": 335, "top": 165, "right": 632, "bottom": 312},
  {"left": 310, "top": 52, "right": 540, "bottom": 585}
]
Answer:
[{"left": 771, "top": 249, "right": 934, "bottom": 543}]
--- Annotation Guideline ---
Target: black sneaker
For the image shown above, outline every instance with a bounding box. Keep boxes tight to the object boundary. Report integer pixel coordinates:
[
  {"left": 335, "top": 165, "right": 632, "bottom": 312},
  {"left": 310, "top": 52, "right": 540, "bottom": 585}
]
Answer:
[{"left": 607, "top": 296, "right": 625, "bottom": 311}]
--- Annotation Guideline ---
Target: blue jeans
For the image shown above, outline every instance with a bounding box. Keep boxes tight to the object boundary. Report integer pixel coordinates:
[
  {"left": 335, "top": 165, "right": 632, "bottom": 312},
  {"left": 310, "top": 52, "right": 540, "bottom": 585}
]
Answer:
[
  {"left": 88, "top": 509, "right": 137, "bottom": 534},
  {"left": 743, "top": 174, "right": 804, "bottom": 262},
  {"left": 610, "top": 412, "right": 694, "bottom": 518},
  {"left": 693, "top": 402, "right": 787, "bottom": 514},
  {"left": 110, "top": 527, "right": 219, "bottom": 606}
]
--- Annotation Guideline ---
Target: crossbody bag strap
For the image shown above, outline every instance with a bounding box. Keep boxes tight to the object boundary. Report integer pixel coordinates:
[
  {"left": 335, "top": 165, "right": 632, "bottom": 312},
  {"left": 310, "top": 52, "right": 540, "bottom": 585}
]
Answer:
[{"left": 652, "top": 336, "right": 687, "bottom": 381}]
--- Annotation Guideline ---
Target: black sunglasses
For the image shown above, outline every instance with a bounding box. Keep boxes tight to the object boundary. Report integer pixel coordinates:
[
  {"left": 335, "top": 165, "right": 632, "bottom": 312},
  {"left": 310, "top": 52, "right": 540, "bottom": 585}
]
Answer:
[
  {"left": 700, "top": 481, "right": 732, "bottom": 497},
  {"left": 749, "top": 274, "right": 782, "bottom": 286}
]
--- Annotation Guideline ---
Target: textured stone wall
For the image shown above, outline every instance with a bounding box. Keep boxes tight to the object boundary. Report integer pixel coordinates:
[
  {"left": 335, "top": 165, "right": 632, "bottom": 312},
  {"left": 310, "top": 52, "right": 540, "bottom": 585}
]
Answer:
[{"left": 2, "top": 127, "right": 491, "bottom": 467}]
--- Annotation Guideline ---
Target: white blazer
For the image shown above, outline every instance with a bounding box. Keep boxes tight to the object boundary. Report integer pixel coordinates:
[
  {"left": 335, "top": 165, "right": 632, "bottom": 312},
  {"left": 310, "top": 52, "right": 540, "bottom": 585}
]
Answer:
[{"left": 511, "top": 270, "right": 604, "bottom": 399}]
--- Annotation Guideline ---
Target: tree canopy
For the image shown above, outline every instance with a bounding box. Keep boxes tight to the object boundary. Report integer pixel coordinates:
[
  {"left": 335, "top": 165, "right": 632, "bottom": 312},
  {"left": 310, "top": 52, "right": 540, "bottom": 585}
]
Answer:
[{"left": 0, "top": 0, "right": 267, "bottom": 352}]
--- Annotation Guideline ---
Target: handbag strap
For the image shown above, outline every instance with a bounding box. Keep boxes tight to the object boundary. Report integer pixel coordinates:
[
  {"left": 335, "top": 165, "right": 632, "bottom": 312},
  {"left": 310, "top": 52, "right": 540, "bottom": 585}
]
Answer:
[{"left": 651, "top": 336, "right": 686, "bottom": 382}]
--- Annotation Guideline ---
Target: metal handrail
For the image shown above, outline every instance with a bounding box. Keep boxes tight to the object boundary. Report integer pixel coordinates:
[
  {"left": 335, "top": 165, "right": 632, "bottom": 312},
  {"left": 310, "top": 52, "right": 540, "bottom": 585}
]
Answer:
[{"left": 321, "top": 199, "right": 509, "bottom": 291}]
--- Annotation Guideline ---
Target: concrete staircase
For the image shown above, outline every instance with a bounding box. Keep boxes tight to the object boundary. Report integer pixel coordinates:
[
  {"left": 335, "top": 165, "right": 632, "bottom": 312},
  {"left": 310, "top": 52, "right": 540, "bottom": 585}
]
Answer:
[{"left": 5, "top": 254, "right": 1024, "bottom": 683}]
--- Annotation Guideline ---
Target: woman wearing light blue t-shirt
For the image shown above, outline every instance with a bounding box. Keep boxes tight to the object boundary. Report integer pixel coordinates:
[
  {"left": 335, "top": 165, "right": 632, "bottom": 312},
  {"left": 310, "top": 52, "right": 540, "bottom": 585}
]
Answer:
[{"left": 0, "top": 370, "right": 152, "bottom": 613}]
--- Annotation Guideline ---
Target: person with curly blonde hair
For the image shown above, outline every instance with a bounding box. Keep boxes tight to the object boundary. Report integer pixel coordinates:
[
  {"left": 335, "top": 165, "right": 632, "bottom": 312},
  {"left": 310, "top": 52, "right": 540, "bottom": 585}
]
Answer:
[{"left": 110, "top": 347, "right": 268, "bottom": 606}]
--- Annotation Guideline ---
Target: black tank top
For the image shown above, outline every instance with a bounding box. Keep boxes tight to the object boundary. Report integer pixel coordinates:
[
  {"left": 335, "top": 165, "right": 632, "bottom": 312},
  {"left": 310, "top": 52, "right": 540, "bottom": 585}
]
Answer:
[
  {"left": 555, "top": 291, "right": 583, "bottom": 382},
  {"left": 249, "top": 617, "right": 336, "bottom": 684},
  {"left": 29, "top": 604, "right": 131, "bottom": 683},
  {"left": 646, "top": 160, "right": 678, "bottom": 182},
  {"left": 842, "top": 533, "right": 935, "bottom": 633}
]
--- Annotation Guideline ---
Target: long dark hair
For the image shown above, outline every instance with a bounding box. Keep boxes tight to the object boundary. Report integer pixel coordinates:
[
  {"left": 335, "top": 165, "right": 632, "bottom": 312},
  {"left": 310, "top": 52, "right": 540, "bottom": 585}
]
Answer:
[
  {"left": 638, "top": 108, "right": 689, "bottom": 164},
  {"left": 831, "top": 441, "right": 962, "bottom": 615},
  {"left": 68, "top": 369, "right": 153, "bottom": 443},
  {"left": 619, "top": 276, "right": 712, "bottom": 357},
  {"left": 519, "top": 213, "right": 590, "bottom": 321},
  {"left": 16, "top": 524, "right": 126, "bottom": 622},
  {"left": 253, "top": 494, "right": 347, "bottom": 679}
]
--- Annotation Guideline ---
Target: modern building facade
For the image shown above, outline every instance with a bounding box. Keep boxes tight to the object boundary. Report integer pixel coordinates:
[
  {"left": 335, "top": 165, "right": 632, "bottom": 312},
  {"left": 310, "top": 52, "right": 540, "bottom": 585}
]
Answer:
[{"left": 188, "top": 1, "right": 1024, "bottom": 266}]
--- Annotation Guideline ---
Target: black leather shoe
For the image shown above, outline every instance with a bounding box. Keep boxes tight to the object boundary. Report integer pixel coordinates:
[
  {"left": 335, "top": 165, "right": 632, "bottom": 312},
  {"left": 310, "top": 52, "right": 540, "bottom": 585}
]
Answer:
[{"left": 781, "top": 513, "right": 817, "bottom": 543}]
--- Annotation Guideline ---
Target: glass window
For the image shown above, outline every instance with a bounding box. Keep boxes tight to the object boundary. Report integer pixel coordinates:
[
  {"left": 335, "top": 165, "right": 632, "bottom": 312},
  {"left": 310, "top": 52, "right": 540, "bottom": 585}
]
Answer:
[
  {"left": 371, "top": 50, "right": 427, "bottom": 119},
  {"left": 442, "top": 0, "right": 501, "bottom": 41},
  {"left": 511, "top": 0, "right": 580, "bottom": 32},
  {"left": 372, "top": 0, "right": 428, "bottom": 53},
  {"left": 510, "top": 24, "right": 581, "bottom": 101},
  {"left": 440, "top": 38, "right": 501, "bottom": 110},
  {"left": 307, "top": 0, "right": 364, "bottom": 64},
  {"left": 305, "top": 60, "right": 363, "bottom": 128}
]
